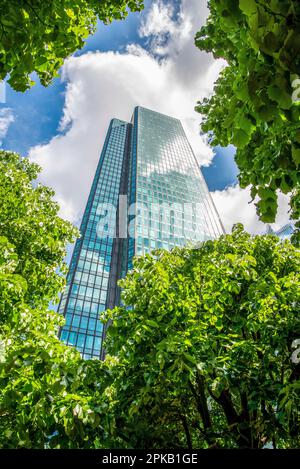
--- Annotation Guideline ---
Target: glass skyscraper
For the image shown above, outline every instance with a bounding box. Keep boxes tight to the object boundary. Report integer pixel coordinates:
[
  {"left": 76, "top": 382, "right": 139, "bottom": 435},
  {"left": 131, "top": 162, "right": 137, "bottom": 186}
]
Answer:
[
  {"left": 266, "top": 223, "right": 294, "bottom": 240},
  {"left": 58, "top": 107, "right": 224, "bottom": 359}
]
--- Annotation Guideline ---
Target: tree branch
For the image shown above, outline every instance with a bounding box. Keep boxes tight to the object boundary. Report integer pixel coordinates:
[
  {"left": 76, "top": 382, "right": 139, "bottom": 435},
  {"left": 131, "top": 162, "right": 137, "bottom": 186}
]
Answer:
[
  {"left": 180, "top": 414, "right": 193, "bottom": 451},
  {"left": 22, "top": 0, "right": 47, "bottom": 26},
  {"left": 208, "top": 387, "right": 239, "bottom": 426}
]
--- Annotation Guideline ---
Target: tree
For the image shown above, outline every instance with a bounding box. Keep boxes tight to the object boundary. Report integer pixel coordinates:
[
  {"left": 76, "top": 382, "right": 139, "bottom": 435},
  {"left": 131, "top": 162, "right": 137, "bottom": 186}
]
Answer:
[
  {"left": 0, "top": 150, "right": 108, "bottom": 448},
  {"left": 0, "top": 0, "right": 143, "bottom": 91},
  {"left": 194, "top": 0, "right": 300, "bottom": 245},
  {"left": 103, "top": 225, "right": 300, "bottom": 448},
  {"left": 1, "top": 150, "right": 299, "bottom": 449}
]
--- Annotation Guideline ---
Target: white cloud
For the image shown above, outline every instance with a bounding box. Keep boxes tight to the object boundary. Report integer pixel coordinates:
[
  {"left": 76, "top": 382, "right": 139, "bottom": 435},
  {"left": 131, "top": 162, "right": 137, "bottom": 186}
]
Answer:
[
  {"left": 139, "top": 0, "right": 176, "bottom": 39},
  {"left": 212, "top": 185, "right": 291, "bottom": 235},
  {"left": 0, "top": 108, "right": 14, "bottom": 146},
  {"left": 28, "top": 0, "right": 289, "bottom": 237},
  {"left": 29, "top": 0, "right": 223, "bottom": 223}
]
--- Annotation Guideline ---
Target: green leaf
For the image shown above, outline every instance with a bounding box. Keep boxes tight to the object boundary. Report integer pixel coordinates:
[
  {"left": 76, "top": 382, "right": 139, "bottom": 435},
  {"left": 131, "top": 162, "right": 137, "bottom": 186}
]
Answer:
[
  {"left": 267, "top": 85, "right": 292, "bottom": 110},
  {"left": 232, "top": 129, "right": 250, "bottom": 147},
  {"left": 292, "top": 146, "right": 300, "bottom": 165},
  {"left": 238, "top": 115, "right": 255, "bottom": 135},
  {"left": 239, "top": 0, "right": 257, "bottom": 16}
]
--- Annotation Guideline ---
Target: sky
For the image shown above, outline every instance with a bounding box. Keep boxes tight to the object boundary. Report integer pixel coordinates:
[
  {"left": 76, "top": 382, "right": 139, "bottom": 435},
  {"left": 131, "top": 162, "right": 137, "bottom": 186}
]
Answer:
[{"left": 0, "top": 0, "right": 291, "bottom": 235}]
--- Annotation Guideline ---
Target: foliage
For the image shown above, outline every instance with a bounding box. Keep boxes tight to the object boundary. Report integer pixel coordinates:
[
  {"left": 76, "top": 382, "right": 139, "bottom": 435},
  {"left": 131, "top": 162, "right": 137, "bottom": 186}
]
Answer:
[
  {"left": 0, "top": 150, "right": 106, "bottom": 448},
  {"left": 195, "top": 0, "right": 300, "bottom": 244},
  {"left": 1, "top": 152, "right": 299, "bottom": 449},
  {"left": 103, "top": 226, "right": 300, "bottom": 448},
  {"left": 0, "top": 0, "right": 143, "bottom": 91}
]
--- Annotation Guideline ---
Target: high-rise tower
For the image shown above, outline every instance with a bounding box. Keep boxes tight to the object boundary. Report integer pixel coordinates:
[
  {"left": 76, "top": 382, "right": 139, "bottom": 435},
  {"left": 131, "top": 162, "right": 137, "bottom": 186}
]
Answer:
[{"left": 58, "top": 107, "right": 224, "bottom": 359}]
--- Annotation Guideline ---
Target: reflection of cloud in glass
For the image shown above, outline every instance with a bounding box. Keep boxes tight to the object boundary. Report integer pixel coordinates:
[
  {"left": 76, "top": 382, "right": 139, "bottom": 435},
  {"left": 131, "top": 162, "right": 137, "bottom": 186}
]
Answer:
[{"left": 134, "top": 107, "right": 223, "bottom": 254}]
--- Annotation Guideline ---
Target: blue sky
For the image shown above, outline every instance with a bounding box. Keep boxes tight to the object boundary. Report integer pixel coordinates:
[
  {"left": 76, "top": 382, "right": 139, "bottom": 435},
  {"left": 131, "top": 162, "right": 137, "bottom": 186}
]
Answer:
[
  {"left": 0, "top": 0, "right": 237, "bottom": 193},
  {"left": 1, "top": 0, "right": 289, "bottom": 235},
  {"left": 2, "top": 2, "right": 152, "bottom": 155}
]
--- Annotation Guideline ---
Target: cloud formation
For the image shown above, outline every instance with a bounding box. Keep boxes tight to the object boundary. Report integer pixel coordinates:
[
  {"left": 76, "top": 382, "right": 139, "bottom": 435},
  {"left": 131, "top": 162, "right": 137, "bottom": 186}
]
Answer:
[
  {"left": 28, "top": 0, "right": 291, "bottom": 233},
  {"left": 139, "top": 0, "right": 177, "bottom": 41},
  {"left": 0, "top": 108, "right": 14, "bottom": 147},
  {"left": 29, "top": 0, "right": 222, "bottom": 222},
  {"left": 212, "top": 186, "right": 291, "bottom": 234}
]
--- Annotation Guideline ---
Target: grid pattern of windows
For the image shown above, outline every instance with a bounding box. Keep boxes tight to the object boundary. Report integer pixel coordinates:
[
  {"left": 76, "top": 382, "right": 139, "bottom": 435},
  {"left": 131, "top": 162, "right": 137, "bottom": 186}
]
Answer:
[
  {"left": 131, "top": 107, "right": 224, "bottom": 256},
  {"left": 58, "top": 107, "right": 224, "bottom": 360},
  {"left": 267, "top": 223, "right": 294, "bottom": 240},
  {"left": 58, "top": 119, "right": 129, "bottom": 359},
  {"left": 127, "top": 107, "right": 138, "bottom": 270}
]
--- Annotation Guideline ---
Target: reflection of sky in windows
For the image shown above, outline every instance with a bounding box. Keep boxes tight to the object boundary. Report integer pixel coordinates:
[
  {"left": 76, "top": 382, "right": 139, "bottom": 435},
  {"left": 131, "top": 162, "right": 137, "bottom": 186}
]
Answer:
[
  {"left": 134, "top": 108, "right": 223, "bottom": 255},
  {"left": 59, "top": 108, "right": 224, "bottom": 359},
  {"left": 59, "top": 119, "right": 128, "bottom": 359}
]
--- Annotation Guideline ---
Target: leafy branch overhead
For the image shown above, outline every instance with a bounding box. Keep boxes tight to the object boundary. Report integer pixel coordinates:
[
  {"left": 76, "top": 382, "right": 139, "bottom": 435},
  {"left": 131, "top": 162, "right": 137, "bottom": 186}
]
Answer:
[
  {"left": 195, "top": 0, "right": 300, "bottom": 243},
  {"left": 0, "top": 0, "right": 144, "bottom": 91}
]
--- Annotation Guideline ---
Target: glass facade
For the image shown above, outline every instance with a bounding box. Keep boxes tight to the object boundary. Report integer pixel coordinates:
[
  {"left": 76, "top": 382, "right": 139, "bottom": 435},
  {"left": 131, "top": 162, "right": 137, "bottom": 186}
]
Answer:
[
  {"left": 58, "top": 119, "right": 130, "bottom": 359},
  {"left": 267, "top": 223, "right": 294, "bottom": 240},
  {"left": 58, "top": 107, "right": 224, "bottom": 359},
  {"left": 132, "top": 107, "right": 223, "bottom": 257}
]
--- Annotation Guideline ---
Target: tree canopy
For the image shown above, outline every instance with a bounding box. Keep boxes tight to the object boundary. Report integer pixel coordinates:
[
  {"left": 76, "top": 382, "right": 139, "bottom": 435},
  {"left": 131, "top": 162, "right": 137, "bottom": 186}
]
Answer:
[
  {"left": 103, "top": 226, "right": 300, "bottom": 448},
  {"left": 0, "top": 0, "right": 143, "bottom": 91},
  {"left": 0, "top": 152, "right": 299, "bottom": 449},
  {"left": 0, "top": 150, "right": 96, "bottom": 448},
  {"left": 0, "top": 151, "right": 125, "bottom": 449},
  {"left": 195, "top": 0, "right": 300, "bottom": 244}
]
